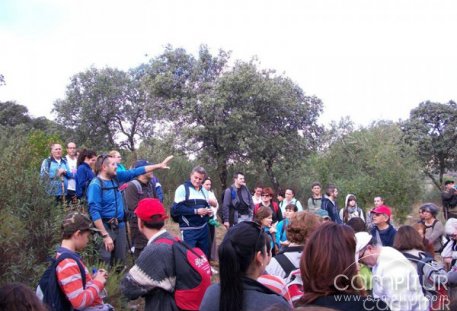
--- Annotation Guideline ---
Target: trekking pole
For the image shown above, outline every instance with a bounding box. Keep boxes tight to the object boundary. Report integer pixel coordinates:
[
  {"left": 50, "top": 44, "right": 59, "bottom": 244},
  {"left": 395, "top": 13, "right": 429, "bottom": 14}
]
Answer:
[
  {"left": 61, "top": 176, "right": 66, "bottom": 207},
  {"left": 124, "top": 213, "right": 134, "bottom": 258}
]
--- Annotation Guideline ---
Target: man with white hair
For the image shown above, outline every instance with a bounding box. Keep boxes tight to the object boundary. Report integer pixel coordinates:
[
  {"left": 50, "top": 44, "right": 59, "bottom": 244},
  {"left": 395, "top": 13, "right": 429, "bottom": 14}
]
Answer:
[
  {"left": 356, "top": 232, "right": 429, "bottom": 311},
  {"left": 441, "top": 218, "right": 457, "bottom": 266}
]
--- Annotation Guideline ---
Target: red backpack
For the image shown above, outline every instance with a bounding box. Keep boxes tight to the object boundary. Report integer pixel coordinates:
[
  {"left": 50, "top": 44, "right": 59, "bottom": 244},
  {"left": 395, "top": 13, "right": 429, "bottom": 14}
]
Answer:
[{"left": 155, "top": 237, "right": 211, "bottom": 310}]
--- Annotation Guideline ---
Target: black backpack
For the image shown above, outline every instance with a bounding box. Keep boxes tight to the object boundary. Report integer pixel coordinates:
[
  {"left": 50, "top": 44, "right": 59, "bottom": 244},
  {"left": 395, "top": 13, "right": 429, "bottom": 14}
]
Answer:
[
  {"left": 37, "top": 252, "right": 86, "bottom": 311},
  {"left": 170, "top": 184, "right": 191, "bottom": 223}
]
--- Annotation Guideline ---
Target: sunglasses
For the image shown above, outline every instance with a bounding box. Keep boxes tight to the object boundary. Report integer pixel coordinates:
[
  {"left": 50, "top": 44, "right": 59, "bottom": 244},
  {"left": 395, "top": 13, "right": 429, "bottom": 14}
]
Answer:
[{"left": 97, "top": 154, "right": 112, "bottom": 165}]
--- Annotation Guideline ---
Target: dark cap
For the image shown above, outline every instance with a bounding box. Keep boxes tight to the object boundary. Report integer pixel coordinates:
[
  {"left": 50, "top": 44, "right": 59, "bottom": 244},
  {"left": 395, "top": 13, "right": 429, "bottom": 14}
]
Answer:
[
  {"left": 445, "top": 180, "right": 455, "bottom": 186},
  {"left": 62, "top": 212, "right": 99, "bottom": 236},
  {"left": 134, "top": 160, "right": 152, "bottom": 168},
  {"left": 135, "top": 198, "right": 168, "bottom": 222}
]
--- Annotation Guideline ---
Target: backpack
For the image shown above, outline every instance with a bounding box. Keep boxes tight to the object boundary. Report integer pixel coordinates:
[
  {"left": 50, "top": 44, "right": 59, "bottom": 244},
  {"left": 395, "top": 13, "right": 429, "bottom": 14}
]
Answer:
[
  {"left": 170, "top": 184, "right": 191, "bottom": 223},
  {"left": 217, "top": 187, "right": 237, "bottom": 221},
  {"left": 402, "top": 251, "right": 449, "bottom": 309},
  {"left": 37, "top": 252, "right": 86, "bottom": 311},
  {"left": 155, "top": 237, "right": 211, "bottom": 310},
  {"left": 274, "top": 245, "right": 303, "bottom": 278},
  {"left": 119, "top": 179, "right": 150, "bottom": 221},
  {"left": 220, "top": 187, "right": 236, "bottom": 206}
]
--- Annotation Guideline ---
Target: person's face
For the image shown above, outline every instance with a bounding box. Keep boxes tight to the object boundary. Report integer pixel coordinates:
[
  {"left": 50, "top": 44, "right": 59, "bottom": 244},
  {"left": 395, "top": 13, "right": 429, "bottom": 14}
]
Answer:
[
  {"left": 348, "top": 198, "right": 356, "bottom": 207},
  {"left": 450, "top": 231, "right": 457, "bottom": 241},
  {"left": 66, "top": 143, "right": 77, "bottom": 156},
  {"left": 203, "top": 179, "right": 212, "bottom": 191},
  {"left": 374, "top": 197, "right": 383, "bottom": 207},
  {"left": 103, "top": 158, "right": 117, "bottom": 177},
  {"left": 255, "top": 187, "right": 262, "bottom": 196},
  {"left": 190, "top": 172, "right": 205, "bottom": 188},
  {"left": 332, "top": 188, "right": 338, "bottom": 198},
  {"left": 234, "top": 174, "right": 245, "bottom": 187},
  {"left": 261, "top": 215, "right": 273, "bottom": 227},
  {"left": 277, "top": 195, "right": 284, "bottom": 202},
  {"left": 261, "top": 193, "right": 272, "bottom": 204},
  {"left": 421, "top": 210, "right": 433, "bottom": 220},
  {"left": 51, "top": 144, "right": 62, "bottom": 159},
  {"left": 86, "top": 156, "right": 97, "bottom": 168},
  {"left": 75, "top": 230, "right": 91, "bottom": 251},
  {"left": 285, "top": 189, "right": 294, "bottom": 200},
  {"left": 113, "top": 152, "right": 122, "bottom": 164},
  {"left": 358, "top": 245, "right": 377, "bottom": 267},
  {"left": 312, "top": 185, "right": 321, "bottom": 196},
  {"left": 371, "top": 212, "right": 388, "bottom": 225},
  {"left": 285, "top": 209, "right": 295, "bottom": 219}
]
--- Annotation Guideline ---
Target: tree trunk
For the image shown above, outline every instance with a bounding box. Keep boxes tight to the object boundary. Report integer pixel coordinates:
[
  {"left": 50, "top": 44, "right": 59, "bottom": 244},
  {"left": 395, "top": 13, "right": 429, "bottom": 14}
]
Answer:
[
  {"left": 219, "top": 160, "right": 228, "bottom": 194},
  {"left": 264, "top": 159, "right": 279, "bottom": 192}
]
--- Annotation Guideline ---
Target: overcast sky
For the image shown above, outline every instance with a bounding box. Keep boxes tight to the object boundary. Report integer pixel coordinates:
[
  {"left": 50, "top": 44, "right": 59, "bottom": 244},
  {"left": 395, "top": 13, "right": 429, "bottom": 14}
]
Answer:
[{"left": 1, "top": 0, "right": 456, "bottom": 126}]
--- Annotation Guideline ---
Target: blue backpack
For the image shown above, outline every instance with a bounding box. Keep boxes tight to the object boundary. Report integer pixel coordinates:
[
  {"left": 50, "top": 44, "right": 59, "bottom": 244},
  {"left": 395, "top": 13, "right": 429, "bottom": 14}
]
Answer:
[{"left": 37, "top": 252, "right": 86, "bottom": 311}]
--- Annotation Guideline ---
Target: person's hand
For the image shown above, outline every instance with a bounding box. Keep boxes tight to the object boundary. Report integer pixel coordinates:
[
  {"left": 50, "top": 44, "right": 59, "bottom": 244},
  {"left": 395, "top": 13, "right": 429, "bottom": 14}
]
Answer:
[
  {"left": 103, "top": 235, "right": 114, "bottom": 252},
  {"left": 269, "top": 227, "right": 276, "bottom": 234},
  {"left": 280, "top": 240, "right": 290, "bottom": 246},
  {"left": 207, "top": 198, "right": 218, "bottom": 207},
  {"left": 57, "top": 168, "right": 66, "bottom": 176},
  {"left": 444, "top": 257, "right": 452, "bottom": 264},
  {"left": 159, "top": 155, "right": 174, "bottom": 169},
  {"left": 224, "top": 222, "right": 230, "bottom": 229},
  {"left": 197, "top": 208, "right": 210, "bottom": 216},
  {"left": 94, "top": 269, "right": 108, "bottom": 284}
]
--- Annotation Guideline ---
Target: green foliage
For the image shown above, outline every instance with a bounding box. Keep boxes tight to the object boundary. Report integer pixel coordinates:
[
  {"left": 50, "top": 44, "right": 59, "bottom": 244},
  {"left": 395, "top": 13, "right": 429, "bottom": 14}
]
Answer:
[
  {"left": 402, "top": 100, "right": 457, "bottom": 190},
  {"left": 0, "top": 126, "right": 65, "bottom": 286},
  {"left": 307, "top": 121, "right": 423, "bottom": 221},
  {"left": 53, "top": 67, "right": 155, "bottom": 152},
  {"left": 0, "top": 101, "right": 32, "bottom": 127},
  {"left": 146, "top": 47, "right": 323, "bottom": 191}
]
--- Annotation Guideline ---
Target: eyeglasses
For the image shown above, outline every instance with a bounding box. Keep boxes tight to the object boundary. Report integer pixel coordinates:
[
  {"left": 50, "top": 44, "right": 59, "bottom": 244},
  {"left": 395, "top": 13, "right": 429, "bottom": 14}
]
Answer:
[{"left": 358, "top": 246, "right": 368, "bottom": 262}]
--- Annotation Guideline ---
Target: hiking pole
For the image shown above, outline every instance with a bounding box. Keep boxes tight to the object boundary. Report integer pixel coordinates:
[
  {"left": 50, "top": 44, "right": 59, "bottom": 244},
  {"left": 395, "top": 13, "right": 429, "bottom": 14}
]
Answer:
[
  {"left": 61, "top": 175, "right": 66, "bottom": 208},
  {"left": 125, "top": 215, "right": 134, "bottom": 258}
]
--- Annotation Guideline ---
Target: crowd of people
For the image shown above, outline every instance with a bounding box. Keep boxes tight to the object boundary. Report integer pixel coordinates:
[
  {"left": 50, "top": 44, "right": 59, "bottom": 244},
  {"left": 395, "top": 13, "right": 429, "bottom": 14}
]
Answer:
[{"left": 4, "top": 142, "right": 457, "bottom": 310}]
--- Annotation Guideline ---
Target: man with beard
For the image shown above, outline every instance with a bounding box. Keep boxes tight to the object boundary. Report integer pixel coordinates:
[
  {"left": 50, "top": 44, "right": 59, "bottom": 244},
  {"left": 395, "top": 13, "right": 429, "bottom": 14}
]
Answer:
[{"left": 87, "top": 154, "right": 173, "bottom": 266}]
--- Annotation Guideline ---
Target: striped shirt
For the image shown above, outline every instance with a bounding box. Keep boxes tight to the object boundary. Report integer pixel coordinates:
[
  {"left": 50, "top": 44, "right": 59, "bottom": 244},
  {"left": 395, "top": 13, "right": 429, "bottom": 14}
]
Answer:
[
  {"left": 56, "top": 247, "right": 104, "bottom": 309},
  {"left": 257, "top": 274, "right": 293, "bottom": 306}
]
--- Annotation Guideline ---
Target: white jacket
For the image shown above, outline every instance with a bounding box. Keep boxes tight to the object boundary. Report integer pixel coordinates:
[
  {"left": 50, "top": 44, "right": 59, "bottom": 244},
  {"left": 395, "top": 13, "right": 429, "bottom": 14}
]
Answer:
[{"left": 372, "top": 247, "right": 429, "bottom": 311}]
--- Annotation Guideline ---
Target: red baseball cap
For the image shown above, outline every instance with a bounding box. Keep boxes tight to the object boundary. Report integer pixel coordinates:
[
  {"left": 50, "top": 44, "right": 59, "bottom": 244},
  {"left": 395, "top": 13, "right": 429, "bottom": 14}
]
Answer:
[
  {"left": 135, "top": 198, "right": 168, "bottom": 222},
  {"left": 370, "top": 205, "right": 392, "bottom": 218}
]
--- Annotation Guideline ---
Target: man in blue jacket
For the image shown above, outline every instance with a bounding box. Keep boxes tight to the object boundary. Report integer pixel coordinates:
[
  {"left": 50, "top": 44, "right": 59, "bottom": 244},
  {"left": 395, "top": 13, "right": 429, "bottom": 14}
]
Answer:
[
  {"left": 40, "top": 143, "right": 73, "bottom": 204},
  {"left": 320, "top": 184, "right": 342, "bottom": 224},
  {"left": 87, "top": 154, "right": 173, "bottom": 266},
  {"left": 172, "top": 166, "right": 217, "bottom": 258}
]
